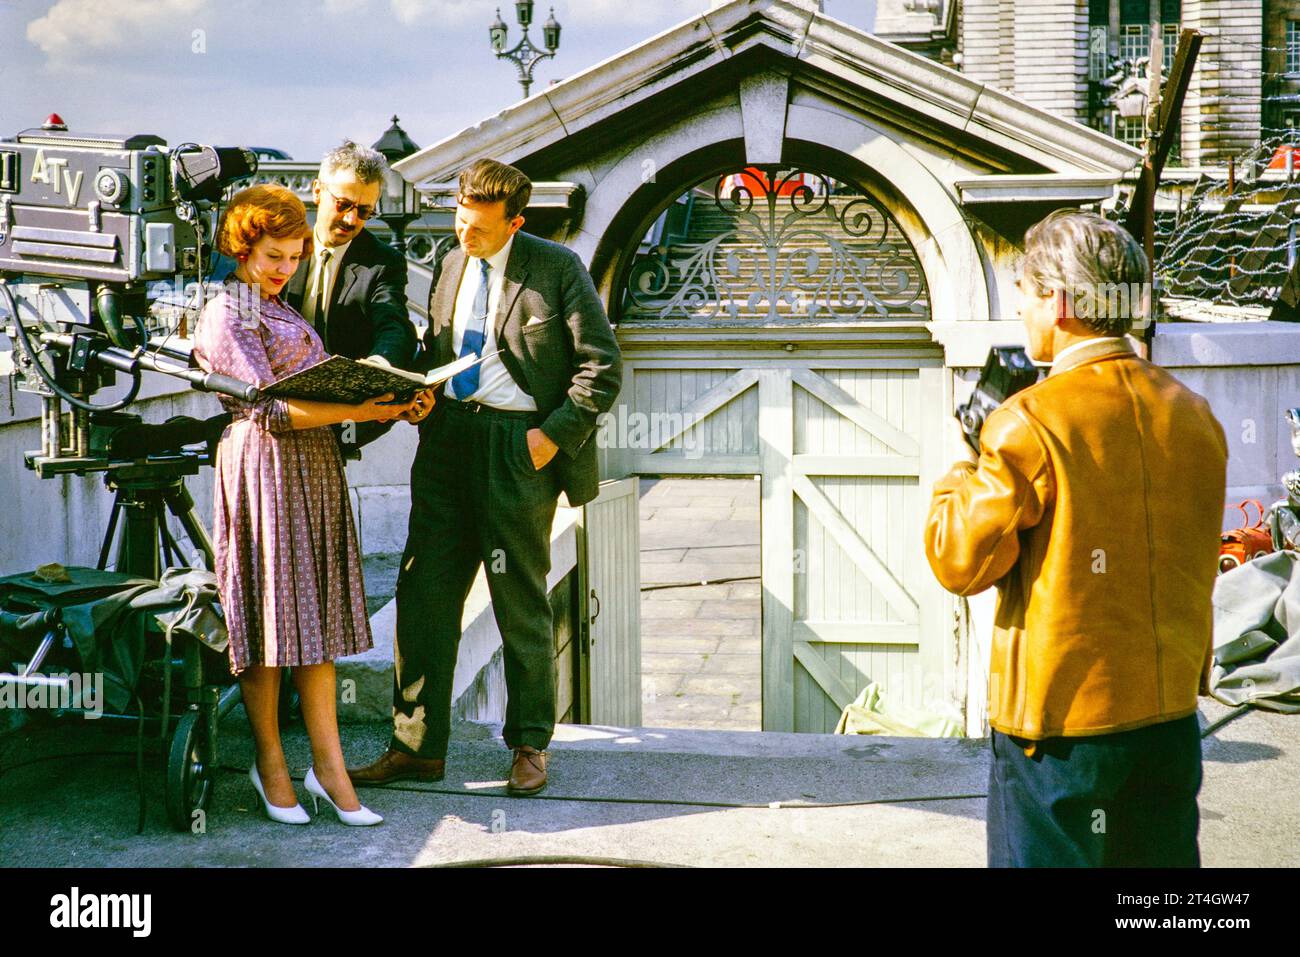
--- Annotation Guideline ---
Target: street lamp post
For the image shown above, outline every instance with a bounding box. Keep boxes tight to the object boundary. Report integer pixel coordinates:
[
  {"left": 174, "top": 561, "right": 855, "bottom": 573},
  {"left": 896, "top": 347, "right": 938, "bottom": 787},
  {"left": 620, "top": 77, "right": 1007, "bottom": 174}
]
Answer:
[
  {"left": 372, "top": 115, "right": 420, "bottom": 255},
  {"left": 489, "top": 2, "right": 561, "bottom": 100}
]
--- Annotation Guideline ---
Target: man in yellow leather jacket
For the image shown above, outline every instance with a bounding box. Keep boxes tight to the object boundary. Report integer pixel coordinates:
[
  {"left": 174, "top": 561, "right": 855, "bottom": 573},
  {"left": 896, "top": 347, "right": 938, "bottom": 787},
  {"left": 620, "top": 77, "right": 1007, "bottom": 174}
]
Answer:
[{"left": 925, "top": 209, "right": 1227, "bottom": 867}]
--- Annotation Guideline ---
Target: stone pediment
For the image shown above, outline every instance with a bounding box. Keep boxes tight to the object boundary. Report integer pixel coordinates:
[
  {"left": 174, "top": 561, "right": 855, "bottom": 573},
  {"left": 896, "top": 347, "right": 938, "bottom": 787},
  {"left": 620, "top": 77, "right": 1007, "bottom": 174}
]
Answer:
[{"left": 397, "top": 0, "right": 1140, "bottom": 189}]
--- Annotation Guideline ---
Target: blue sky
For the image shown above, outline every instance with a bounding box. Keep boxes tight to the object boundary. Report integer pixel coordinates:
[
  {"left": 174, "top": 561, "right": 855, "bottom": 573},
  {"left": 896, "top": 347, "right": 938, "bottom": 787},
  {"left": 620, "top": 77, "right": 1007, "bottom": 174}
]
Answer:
[{"left": 1, "top": 0, "right": 877, "bottom": 162}]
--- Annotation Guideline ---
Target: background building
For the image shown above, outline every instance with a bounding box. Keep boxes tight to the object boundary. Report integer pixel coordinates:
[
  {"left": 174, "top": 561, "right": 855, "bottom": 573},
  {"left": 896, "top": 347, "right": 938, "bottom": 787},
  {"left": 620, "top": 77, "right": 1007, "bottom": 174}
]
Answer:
[{"left": 875, "top": 0, "right": 1300, "bottom": 168}]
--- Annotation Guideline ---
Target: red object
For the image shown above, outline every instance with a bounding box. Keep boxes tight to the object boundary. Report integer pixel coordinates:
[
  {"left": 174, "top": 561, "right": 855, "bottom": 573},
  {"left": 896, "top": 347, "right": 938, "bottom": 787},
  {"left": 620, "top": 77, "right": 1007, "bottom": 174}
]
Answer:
[
  {"left": 719, "top": 167, "right": 805, "bottom": 198},
  {"left": 1266, "top": 144, "right": 1299, "bottom": 170},
  {"left": 42, "top": 113, "right": 67, "bottom": 131},
  {"left": 1219, "top": 500, "right": 1274, "bottom": 573}
]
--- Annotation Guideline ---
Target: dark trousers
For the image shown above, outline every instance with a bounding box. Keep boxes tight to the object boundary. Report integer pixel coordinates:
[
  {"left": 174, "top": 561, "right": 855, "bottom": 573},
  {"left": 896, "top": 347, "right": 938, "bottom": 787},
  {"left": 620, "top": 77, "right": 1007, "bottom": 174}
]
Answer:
[
  {"left": 391, "top": 401, "right": 560, "bottom": 758},
  {"left": 987, "top": 713, "right": 1203, "bottom": 868}
]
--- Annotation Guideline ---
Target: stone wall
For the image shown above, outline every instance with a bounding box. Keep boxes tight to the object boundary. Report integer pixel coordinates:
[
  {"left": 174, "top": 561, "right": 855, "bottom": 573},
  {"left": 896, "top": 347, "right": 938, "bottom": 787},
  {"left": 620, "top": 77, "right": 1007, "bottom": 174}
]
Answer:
[
  {"left": 960, "top": 0, "right": 1091, "bottom": 124},
  {"left": 1180, "top": 0, "right": 1264, "bottom": 166},
  {"left": 1153, "top": 322, "right": 1300, "bottom": 507}
]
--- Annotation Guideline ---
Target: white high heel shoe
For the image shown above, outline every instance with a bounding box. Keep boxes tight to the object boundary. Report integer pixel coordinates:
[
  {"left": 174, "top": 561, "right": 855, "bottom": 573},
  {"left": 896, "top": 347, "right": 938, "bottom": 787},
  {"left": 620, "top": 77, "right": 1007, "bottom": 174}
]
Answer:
[
  {"left": 248, "top": 764, "right": 310, "bottom": 825},
  {"left": 304, "top": 767, "right": 384, "bottom": 826}
]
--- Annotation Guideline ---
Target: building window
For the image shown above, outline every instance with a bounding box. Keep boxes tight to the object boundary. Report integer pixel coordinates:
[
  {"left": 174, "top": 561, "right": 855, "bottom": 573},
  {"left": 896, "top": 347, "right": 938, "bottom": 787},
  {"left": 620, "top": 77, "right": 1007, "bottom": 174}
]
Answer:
[
  {"left": 1116, "top": 115, "right": 1147, "bottom": 148},
  {"left": 1288, "top": 21, "right": 1300, "bottom": 75},
  {"left": 1089, "top": 25, "right": 1110, "bottom": 81},
  {"left": 1121, "top": 23, "right": 1151, "bottom": 64},
  {"left": 1163, "top": 23, "right": 1179, "bottom": 72}
]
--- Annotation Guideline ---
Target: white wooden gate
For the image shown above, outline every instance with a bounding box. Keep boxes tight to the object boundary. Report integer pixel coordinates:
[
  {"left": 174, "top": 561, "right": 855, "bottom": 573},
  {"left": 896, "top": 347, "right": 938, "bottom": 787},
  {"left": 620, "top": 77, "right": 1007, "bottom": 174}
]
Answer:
[
  {"left": 620, "top": 340, "right": 949, "bottom": 732},
  {"left": 578, "top": 477, "right": 642, "bottom": 726}
]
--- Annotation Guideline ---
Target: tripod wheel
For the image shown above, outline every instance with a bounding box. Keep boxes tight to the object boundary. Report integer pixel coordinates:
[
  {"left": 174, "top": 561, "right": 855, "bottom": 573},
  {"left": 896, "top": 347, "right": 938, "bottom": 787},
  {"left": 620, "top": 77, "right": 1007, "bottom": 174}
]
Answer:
[{"left": 165, "top": 706, "right": 214, "bottom": 832}]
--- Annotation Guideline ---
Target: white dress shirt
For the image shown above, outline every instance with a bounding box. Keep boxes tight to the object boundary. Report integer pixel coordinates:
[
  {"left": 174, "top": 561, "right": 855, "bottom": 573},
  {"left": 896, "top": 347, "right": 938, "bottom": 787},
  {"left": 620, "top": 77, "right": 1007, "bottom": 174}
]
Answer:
[
  {"left": 302, "top": 234, "right": 352, "bottom": 328},
  {"left": 445, "top": 234, "right": 537, "bottom": 411}
]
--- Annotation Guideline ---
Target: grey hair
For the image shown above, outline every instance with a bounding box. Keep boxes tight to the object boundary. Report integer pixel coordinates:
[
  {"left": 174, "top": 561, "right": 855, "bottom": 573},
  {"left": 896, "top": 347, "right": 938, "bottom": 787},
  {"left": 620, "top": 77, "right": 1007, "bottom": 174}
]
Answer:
[
  {"left": 1022, "top": 209, "right": 1149, "bottom": 336},
  {"left": 319, "top": 139, "right": 388, "bottom": 185}
]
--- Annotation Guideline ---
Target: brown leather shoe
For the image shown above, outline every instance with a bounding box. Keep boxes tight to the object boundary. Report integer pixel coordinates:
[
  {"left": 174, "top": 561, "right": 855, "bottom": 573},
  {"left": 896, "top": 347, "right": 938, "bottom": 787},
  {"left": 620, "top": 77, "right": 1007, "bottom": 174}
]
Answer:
[
  {"left": 507, "top": 746, "right": 548, "bottom": 795},
  {"left": 347, "top": 749, "right": 444, "bottom": 787}
]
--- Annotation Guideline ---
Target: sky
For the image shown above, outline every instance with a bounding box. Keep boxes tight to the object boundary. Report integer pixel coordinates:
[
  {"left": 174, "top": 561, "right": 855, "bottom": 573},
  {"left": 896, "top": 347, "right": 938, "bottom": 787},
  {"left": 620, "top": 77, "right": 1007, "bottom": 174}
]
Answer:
[{"left": 0, "top": 0, "right": 878, "bottom": 162}]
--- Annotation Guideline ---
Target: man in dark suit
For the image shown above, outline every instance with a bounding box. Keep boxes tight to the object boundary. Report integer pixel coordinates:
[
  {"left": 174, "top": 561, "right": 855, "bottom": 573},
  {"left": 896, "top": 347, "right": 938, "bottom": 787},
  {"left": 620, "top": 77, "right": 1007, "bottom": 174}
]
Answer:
[
  {"left": 348, "top": 159, "right": 622, "bottom": 795},
  {"left": 285, "top": 140, "right": 419, "bottom": 454}
]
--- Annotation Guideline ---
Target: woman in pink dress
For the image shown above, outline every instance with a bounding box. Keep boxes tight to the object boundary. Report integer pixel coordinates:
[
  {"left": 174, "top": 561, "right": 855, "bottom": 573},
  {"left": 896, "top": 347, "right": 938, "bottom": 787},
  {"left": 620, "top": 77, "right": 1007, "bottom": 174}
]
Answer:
[{"left": 194, "top": 184, "right": 417, "bottom": 826}]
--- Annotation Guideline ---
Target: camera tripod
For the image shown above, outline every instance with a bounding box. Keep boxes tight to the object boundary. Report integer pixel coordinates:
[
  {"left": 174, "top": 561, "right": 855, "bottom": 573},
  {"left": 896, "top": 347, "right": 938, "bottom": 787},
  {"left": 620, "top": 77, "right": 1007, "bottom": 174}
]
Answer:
[
  {"left": 18, "top": 413, "right": 245, "bottom": 831},
  {"left": 96, "top": 455, "right": 214, "bottom": 578}
]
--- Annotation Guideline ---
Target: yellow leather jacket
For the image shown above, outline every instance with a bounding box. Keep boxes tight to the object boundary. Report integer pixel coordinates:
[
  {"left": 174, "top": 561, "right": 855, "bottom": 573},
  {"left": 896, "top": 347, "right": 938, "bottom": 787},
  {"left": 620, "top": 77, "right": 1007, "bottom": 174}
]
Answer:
[{"left": 925, "top": 338, "right": 1227, "bottom": 743}]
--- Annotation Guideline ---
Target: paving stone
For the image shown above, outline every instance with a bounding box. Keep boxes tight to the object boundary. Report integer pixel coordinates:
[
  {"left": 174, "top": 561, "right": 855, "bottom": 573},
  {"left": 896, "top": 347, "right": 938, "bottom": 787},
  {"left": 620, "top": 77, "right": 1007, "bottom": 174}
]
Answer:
[
  {"left": 655, "top": 693, "right": 735, "bottom": 716},
  {"left": 647, "top": 506, "right": 735, "bottom": 522},
  {"left": 681, "top": 675, "right": 763, "bottom": 697},
  {"left": 637, "top": 634, "right": 723, "bottom": 653},
  {"left": 698, "top": 598, "right": 762, "bottom": 619},
  {"left": 640, "top": 562, "right": 758, "bottom": 584},
  {"left": 704, "top": 717, "right": 764, "bottom": 731},
  {"left": 634, "top": 478, "right": 765, "bottom": 729},
  {"left": 700, "top": 653, "right": 762, "bottom": 676},
  {"left": 698, "top": 478, "right": 761, "bottom": 494},
  {"left": 681, "top": 544, "right": 760, "bottom": 564},
  {"left": 639, "top": 548, "right": 687, "bottom": 563},
  {"left": 642, "top": 653, "right": 707, "bottom": 675},
  {"left": 642, "top": 583, "right": 734, "bottom": 600},
  {"left": 700, "top": 522, "right": 761, "bottom": 546},
  {"left": 639, "top": 599, "right": 702, "bottom": 619},
  {"left": 638, "top": 518, "right": 709, "bottom": 539},
  {"left": 665, "top": 619, "right": 758, "bottom": 637},
  {"left": 686, "top": 496, "right": 738, "bottom": 508},
  {"left": 717, "top": 631, "right": 762, "bottom": 650},
  {"left": 641, "top": 672, "right": 687, "bottom": 698}
]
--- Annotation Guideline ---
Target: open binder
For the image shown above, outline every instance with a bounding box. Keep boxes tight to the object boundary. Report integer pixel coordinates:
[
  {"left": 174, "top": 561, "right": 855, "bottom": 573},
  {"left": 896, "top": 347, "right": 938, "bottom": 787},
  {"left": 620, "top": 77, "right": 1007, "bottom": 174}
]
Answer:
[{"left": 263, "top": 352, "right": 495, "bottom": 404}]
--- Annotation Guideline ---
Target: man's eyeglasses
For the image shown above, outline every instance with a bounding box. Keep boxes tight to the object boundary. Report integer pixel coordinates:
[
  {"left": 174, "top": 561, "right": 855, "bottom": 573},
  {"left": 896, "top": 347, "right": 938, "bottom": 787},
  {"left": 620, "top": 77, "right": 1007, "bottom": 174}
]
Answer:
[{"left": 321, "top": 184, "right": 379, "bottom": 220}]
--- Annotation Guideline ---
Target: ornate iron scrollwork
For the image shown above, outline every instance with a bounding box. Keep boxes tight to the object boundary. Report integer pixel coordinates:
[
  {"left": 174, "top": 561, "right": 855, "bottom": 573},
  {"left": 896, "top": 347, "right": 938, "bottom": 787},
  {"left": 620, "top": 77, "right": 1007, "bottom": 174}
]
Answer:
[{"left": 625, "top": 167, "right": 927, "bottom": 323}]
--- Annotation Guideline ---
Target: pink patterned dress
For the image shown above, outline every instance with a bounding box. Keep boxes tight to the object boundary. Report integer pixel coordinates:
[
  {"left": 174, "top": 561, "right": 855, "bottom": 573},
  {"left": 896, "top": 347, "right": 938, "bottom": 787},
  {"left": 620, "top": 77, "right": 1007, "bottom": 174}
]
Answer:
[{"left": 193, "top": 284, "right": 373, "bottom": 674}]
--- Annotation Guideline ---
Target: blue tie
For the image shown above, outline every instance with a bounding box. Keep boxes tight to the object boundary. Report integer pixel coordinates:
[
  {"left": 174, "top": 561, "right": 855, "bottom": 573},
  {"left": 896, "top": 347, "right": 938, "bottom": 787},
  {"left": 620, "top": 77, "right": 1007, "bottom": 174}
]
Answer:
[{"left": 451, "top": 258, "right": 491, "bottom": 399}]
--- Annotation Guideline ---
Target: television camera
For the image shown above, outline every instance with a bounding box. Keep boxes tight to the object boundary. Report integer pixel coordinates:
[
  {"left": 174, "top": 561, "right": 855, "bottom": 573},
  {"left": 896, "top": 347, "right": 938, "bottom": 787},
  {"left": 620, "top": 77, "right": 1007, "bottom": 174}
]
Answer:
[
  {"left": 0, "top": 120, "right": 264, "bottom": 577},
  {"left": 0, "top": 122, "right": 285, "bottom": 829}
]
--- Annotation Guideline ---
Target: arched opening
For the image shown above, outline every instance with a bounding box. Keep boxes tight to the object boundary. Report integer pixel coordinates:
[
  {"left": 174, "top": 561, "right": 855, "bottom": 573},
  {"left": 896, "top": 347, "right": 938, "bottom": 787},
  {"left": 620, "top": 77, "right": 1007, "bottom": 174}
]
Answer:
[{"left": 617, "top": 164, "right": 931, "bottom": 325}]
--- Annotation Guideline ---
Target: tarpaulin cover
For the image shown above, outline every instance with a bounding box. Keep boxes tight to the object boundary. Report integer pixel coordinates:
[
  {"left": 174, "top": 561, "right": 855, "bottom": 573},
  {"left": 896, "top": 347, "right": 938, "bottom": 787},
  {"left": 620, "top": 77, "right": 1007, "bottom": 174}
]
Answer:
[
  {"left": 0, "top": 566, "right": 228, "bottom": 715},
  {"left": 835, "top": 681, "right": 963, "bottom": 737},
  {"left": 1211, "top": 550, "right": 1300, "bottom": 713}
]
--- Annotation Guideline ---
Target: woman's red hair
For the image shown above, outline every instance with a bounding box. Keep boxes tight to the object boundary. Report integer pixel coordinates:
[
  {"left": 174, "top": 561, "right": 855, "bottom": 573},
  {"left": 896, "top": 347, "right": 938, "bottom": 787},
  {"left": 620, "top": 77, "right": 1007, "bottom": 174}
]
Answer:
[{"left": 217, "top": 183, "right": 313, "bottom": 260}]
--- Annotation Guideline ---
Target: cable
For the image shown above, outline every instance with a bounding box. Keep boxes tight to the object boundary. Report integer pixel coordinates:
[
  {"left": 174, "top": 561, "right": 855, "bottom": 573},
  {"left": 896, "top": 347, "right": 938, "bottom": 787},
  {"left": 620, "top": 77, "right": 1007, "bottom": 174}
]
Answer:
[
  {"left": 0, "top": 278, "right": 143, "bottom": 413},
  {"left": 641, "top": 542, "right": 761, "bottom": 553},
  {"left": 209, "top": 763, "right": 985, "bottom": 811},
  {"left": 1201, "top": 704, "right": 1252, "bottom": 737},
  {"left": 430, "top": 855, "right": 683, "bottom": 868},
  {"left": 641, "top": 575, "right": 759, "bottom": 593},
  {"left": 152, "top": 195, "right": 220, "bottom": 361}
]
